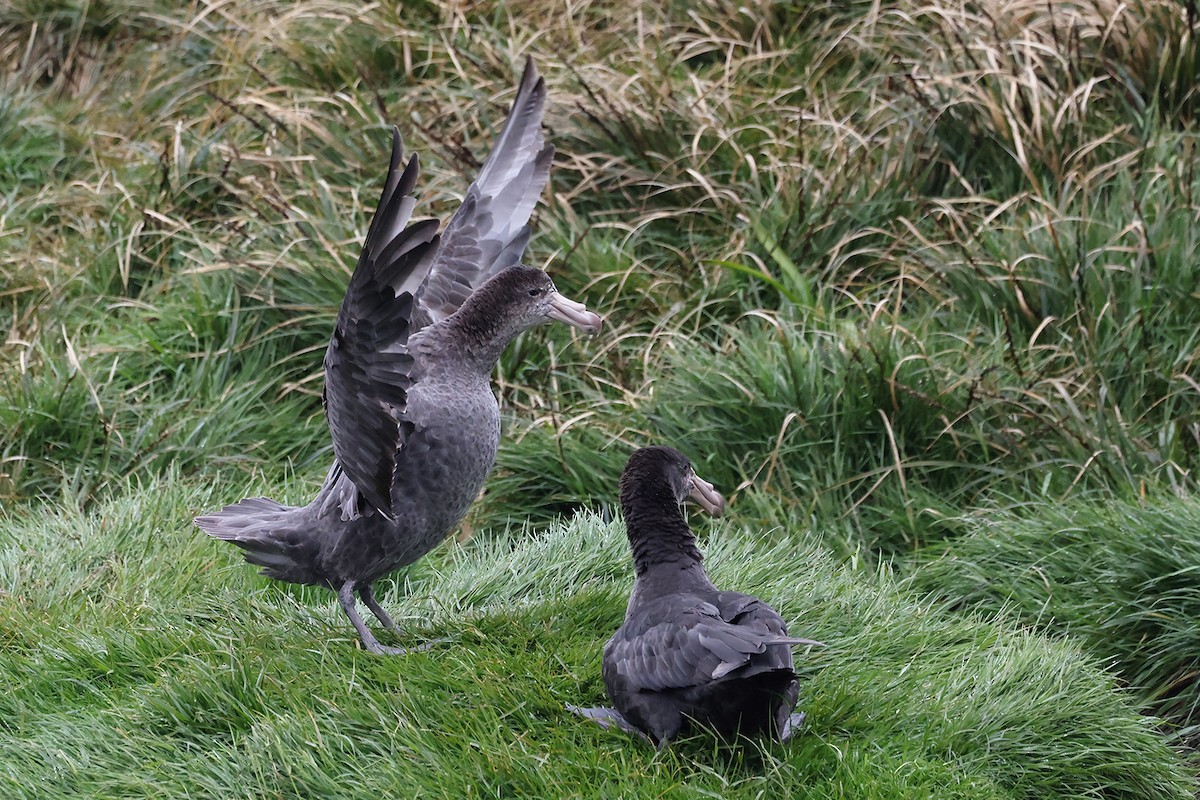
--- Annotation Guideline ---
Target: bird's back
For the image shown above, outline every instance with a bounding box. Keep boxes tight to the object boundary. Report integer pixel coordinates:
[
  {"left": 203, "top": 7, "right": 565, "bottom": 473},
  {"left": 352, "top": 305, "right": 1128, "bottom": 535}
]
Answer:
[{"left": 602, "top": 576, "right": 800, "bottom": 744}]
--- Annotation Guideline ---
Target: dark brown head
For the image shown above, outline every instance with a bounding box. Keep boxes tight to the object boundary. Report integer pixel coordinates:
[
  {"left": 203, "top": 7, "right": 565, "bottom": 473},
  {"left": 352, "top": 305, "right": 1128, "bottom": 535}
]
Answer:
[
  {"left": 618, "top": 446, "right": 725, "bottom": 574},
  {"left": 451, "top": 264, "right": 601, "bottom": 361},
  {"left": 620, "top": 446, "right": 725, "bottom": 520},
  {"left": 466, "top": 263, "right": 599, "bottom": 330}
]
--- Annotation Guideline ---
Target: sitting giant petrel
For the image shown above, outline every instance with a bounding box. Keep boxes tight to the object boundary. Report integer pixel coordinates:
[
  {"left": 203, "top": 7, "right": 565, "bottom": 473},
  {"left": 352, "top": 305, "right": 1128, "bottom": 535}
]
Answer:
[{"left": 571, "top": 447, "right": 822, "bottom": 747}]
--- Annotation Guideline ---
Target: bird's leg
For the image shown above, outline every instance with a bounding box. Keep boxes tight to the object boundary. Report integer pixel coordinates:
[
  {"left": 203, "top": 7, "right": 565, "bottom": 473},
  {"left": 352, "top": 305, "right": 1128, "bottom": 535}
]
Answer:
[
  {"left": 566, "top": 704, "right": 655, "bottom": 746},
  {"left": 358, "top": 583, "right": 401, "bottom": 633},
  {"left": 336, "top": 580, "right": 408, "bottom": 656},
  {"left": 355, "top": 582, "right": 441, "bottom": 653}
]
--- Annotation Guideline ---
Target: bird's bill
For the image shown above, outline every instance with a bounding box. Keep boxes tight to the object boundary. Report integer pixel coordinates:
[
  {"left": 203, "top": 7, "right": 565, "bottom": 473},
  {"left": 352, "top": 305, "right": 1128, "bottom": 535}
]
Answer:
[
  {"left": 687, "top": 473, "right": 726, "bottom": 517},
  {"left": 548, "top": 291, "right": 603, "bottom": 333}
]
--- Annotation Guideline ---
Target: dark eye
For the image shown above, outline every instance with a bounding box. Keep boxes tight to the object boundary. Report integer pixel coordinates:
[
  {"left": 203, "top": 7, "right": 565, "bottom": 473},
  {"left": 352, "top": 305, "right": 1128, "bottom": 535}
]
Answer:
[{"left": 527, "top": 288, "right": 544, "bottom": 297}]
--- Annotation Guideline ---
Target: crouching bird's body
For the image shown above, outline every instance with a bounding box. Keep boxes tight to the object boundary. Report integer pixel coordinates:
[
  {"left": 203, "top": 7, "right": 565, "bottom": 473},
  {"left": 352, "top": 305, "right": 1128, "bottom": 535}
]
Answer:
[
  {"left": 195, "top": 58, "right": 602, "bottom": 655},
  {"left": 572, "top": 446, "right": 822, "bottom": 747}
]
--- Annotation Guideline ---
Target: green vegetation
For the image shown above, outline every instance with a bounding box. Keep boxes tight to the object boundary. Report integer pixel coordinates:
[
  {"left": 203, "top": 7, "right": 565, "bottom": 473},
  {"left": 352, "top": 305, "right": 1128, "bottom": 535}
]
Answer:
[
  {"left": 910, "top": 496, "right": 1200, "bottom": 745},
  {"left": 1, "top": 0, "right": 1198, "bottom": 796},
  {"left": 0, "top": 480, "right": 1193, "bottom": 798}
]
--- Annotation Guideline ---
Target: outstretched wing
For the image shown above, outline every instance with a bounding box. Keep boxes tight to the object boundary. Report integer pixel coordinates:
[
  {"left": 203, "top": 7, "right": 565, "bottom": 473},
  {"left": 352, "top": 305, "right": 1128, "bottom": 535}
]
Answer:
[
  {"left": 322, "top": 129, "right": 440, "bottom": 519},
  {"left": 605, "top": 597, "right": 814, "bottom": 693},
  {"left": 322, "top": 58, "right": 555, "bottom": 519},
  {"left": 414, "top": 55, "right": 555, "bottom": 326}
]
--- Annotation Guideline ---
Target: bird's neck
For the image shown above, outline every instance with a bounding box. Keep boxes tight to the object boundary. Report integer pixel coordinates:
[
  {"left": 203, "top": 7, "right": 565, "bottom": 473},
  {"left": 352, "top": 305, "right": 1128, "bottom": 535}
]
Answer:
[
  {"left": 621, "top": 490, "right": 705, "bottom": 577},
  {"left": 431, "top": 300, "right": 515, "bottom": 371}
]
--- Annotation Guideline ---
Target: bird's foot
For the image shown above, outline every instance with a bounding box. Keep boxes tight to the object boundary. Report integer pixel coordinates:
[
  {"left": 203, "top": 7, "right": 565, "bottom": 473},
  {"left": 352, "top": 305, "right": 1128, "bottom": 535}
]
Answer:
[
  {"left": 363, "top": 641, "right": 415, "bottom": 656},
  {"left": 567, "top": 704, "right": 655, "bottom": 745},
  {"left": 338, "top": 580, "right": 451, "bottom": 656},
  {"left": 362, "top": 637, "right": 449, "bottom": 656},
  {"left": 567, "top": 704, "right": 620, "bottom": 729},
  {"left": 779, "top": 711, "right": 807, "bottom": 743}
]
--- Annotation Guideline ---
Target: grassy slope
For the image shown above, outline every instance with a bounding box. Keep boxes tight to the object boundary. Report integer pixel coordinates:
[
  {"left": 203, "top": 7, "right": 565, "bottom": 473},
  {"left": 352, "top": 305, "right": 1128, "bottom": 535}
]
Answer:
[
  {"left": 909, "top": 496, "right": 1200, "bottom": 743},
  {"left": 0, "top": 479, "right": 1191, "bottom": 799},
  {"left": 1, "top": 0, "right": 1199, "bottom": 796}
]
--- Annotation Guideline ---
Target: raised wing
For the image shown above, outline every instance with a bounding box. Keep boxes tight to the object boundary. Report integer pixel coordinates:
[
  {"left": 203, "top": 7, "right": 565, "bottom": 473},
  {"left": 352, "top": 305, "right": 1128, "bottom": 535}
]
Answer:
[
  {"left": 323, "top": 129, "right": 440, "bottom": 519},
  {"left": 606, "top": 598, "right": 814, "bottom": 693},
  {"left": 414, "top": 55, "right": 555, "bottom": 325},
  {"left": 322, "top": 57, "right": 555, "bottom": 519}
]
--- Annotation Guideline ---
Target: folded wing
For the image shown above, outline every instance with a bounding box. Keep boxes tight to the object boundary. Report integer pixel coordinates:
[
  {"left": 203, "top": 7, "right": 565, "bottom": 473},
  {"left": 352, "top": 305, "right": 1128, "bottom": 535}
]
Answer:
[{"left": 607, "top": 597, "right": 817, "bottom": 692}]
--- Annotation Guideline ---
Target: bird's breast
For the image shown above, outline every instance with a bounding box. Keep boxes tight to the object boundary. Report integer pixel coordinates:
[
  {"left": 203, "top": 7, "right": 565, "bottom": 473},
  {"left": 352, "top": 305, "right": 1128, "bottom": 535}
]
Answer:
[{"left": 392, "top": 378, "right": 501, "bottom": 527}]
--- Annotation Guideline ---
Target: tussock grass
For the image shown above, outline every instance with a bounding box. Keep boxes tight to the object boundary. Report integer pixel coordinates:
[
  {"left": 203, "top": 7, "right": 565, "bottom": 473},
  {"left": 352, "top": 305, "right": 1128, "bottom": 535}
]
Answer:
[
  {"left": 3, "top": 0, "right": 1200, "bottom": 788},
  {"left": 4, "top": 0, "right": 1197, "bottom": 511},
  {"left": 0, "top": 478, "right": 1193, "bottom": 799},
  {"left": 909, "top": 495, "right": 1200, "bottom": 742}
]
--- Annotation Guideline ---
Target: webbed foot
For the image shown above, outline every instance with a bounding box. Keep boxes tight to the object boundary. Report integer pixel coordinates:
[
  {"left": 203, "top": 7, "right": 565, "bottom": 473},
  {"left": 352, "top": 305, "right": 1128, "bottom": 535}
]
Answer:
[
  {"left": 567, "top": 704, "right": 655, "bottom": 745},
  {"left": 779, "top": 711, "right": 807, "bottom": 742}
]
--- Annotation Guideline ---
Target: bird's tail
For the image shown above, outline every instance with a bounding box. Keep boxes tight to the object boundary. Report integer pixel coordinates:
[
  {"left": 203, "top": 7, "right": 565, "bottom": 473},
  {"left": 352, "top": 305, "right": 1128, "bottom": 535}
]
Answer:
[
  {"left": 779, "top": 635, "right": 826, "bottom": 648},
  {"left": 195, "top": 497, "right": 323, "bottom": 586}
]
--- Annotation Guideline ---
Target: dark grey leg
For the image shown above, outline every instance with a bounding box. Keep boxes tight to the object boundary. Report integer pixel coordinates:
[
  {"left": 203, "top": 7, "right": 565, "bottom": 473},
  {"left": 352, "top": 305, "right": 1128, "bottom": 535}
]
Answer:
[
  {"left": 336, "top": 580, "right": 408, "bottom": 656},
  {"left": 358, "top": 583, "right": 400, "bottom": 632},
  {"left": 356, "top": 582, "right": 440, "bottom": 653},
  {"left": 567, "top": 704, "right": 655, "bottom": 746}
]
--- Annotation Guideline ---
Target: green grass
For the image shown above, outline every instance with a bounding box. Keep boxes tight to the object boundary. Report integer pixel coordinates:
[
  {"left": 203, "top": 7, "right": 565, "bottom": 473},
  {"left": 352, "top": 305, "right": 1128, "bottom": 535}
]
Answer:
[
  {"left": 908, "top": 495, "right": 1200, "bottom": 744},
  {"left": 2, "top": 0, "right": 1200, "bottom": 795},
  {"left": 0, "top": 479, "right": 1193, "bottom": 799}
]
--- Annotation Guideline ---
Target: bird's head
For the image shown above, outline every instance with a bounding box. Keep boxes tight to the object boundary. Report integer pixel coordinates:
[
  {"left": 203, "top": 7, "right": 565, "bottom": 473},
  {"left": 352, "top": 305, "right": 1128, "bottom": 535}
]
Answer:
[{"left": 621, "top": 445, "right": 725, "bottom": 518}]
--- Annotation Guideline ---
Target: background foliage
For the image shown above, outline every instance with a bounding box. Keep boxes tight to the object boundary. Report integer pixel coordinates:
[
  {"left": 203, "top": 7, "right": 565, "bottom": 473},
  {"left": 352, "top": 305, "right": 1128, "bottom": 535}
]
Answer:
[{"left": 1, "top": 1, "right": 1198, "bottom": 796}]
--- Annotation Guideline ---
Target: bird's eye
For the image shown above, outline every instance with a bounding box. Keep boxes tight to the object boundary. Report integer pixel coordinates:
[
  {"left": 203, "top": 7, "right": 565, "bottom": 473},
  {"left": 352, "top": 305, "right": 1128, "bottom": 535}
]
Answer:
[{"left": 528, "top": 288, "right": 544, "bottom": 297}]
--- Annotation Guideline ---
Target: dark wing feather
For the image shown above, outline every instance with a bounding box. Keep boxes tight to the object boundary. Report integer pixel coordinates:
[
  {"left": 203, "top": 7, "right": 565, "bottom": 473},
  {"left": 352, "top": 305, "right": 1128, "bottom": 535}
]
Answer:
[
  {"left": 323, "top": 129, "right": 440, "bottom": 519},
  {"left": 322, "top": 58, "right": 554, "bottom": 517},
  {"left": 415, "top": 56, "right": 554, "bottom": 325},
  {"left": 606, "top": 598, "right": 797, "bottom": 693}
]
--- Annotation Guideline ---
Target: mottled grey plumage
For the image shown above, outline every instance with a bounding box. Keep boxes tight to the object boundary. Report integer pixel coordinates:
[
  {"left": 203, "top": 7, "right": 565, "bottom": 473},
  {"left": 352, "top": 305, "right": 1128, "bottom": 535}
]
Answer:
[
  {"left": 570, "top": 446, "right": 822, "bottom": 748},
  {"left": 195, "top": 58, "right": 601, "bottom": 655}
]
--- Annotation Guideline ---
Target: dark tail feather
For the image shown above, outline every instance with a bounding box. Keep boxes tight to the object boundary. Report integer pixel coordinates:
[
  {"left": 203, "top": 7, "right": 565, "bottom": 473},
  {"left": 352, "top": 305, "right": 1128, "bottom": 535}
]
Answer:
[
  {"left": 195, "top": 496, "right": 322, "bottom": 586},
  {"left": 732, "top": 668, "right": 800, "bottom": 741}
]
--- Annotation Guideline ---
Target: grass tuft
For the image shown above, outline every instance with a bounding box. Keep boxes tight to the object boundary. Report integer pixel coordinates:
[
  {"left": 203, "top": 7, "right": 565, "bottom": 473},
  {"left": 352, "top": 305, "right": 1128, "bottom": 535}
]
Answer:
[{"left": 909, "top": 494, "right": 1200, "bottom": 742}]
